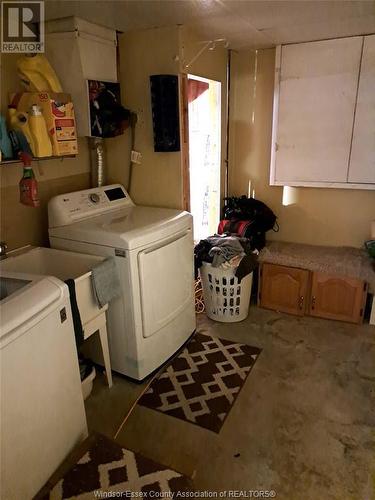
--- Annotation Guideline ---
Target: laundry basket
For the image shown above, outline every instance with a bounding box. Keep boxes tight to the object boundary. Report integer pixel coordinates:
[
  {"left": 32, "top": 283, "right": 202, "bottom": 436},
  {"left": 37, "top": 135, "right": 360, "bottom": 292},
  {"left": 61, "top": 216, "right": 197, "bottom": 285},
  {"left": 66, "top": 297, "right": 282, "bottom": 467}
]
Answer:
[{"left": 199, "top": 262, "right": 253, "bottom": 322}]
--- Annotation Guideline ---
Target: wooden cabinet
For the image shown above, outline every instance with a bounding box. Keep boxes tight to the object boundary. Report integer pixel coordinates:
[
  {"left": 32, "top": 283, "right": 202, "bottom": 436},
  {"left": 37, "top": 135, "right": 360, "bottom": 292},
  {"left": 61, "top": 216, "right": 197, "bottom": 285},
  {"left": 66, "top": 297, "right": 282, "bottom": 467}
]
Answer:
[
  {"left": 259, "top": 263, "right": 309, "bottom": 316},
  {"left": 259, "top": 263, "right": 367, "bottom": 324},
  {"left": 309, "top": 272, "right": 367, "bottom": 324},
  {"left": 270, "top": 35, "right": 375, "bottom": 190}
]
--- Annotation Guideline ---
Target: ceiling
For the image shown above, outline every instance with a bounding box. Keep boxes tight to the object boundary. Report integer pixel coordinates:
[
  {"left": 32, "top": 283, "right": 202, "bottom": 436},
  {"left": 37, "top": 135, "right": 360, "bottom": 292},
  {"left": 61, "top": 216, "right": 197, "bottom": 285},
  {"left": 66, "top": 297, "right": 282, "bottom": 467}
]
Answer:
[{"left": 45, "top": 0, "right": 375, "bottom": 49}]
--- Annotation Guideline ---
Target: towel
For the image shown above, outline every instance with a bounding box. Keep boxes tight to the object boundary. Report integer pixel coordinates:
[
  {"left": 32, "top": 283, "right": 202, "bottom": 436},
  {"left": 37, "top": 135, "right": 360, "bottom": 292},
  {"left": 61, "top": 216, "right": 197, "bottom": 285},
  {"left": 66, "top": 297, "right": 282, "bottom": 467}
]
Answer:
[
  {"left": 91, "top": 257, "right": 121, "bottom": 308},
  {"left": 235, "top": 253, "right": 258, "bottom": 283},
  {"left": 65, "top": 279, "right": 84, "bottom": 347},
  {"left": 208, "top": 237, "right": 245, "bottom": 267}
]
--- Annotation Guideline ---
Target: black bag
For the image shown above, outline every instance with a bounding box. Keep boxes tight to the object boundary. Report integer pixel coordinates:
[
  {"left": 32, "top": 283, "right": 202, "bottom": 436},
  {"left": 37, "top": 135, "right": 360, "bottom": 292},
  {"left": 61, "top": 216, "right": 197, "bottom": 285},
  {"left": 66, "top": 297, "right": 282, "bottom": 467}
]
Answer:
[{"left": 223, "top": 196, "right": 277, "bottom": 233}]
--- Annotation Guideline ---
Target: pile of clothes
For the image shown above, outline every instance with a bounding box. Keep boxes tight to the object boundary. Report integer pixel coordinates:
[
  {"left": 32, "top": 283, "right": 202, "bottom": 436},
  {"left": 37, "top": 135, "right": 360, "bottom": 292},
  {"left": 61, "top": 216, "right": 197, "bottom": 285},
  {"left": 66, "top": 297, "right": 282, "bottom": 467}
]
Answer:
[
  {"left": 194, "top": 195, "right": 278, "bottom": 281},
  {"left": 194, "top": 235, "right": 258, "bottom": 282},
  {"left": 218, "top": 195, "right": 278, "bottom": 249}
]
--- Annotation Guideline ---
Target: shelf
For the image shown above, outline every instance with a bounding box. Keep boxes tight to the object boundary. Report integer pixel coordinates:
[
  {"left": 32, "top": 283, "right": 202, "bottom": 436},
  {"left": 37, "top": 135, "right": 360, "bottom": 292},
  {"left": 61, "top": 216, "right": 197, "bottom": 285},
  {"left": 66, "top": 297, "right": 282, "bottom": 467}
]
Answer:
[{"left": 0, "top": 155, "right": 77, "bottom": 166}]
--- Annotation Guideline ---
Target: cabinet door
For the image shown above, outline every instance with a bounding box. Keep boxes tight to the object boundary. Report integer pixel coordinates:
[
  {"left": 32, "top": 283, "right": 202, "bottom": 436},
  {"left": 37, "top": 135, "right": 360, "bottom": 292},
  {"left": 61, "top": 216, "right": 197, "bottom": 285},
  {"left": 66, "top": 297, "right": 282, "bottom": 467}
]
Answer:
[
  {"left": 275, "top": 37, "right": 363, "bottom": 184},
  {"left": 309, "top": 272, "right": 366, "bottom": 324},
  {"left": 259, "top": 263, "right": 309, "bottom": 316},
  {"left": 348, "top": 35, "right": 375, "bottom": 184}
]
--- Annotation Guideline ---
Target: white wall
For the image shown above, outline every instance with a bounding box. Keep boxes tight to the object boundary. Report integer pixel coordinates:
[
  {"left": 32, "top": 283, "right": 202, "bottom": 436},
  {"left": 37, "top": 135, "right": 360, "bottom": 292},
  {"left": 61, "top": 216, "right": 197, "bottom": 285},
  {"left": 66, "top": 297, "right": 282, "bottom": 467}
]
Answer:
[{"left": 107, "top": 25, "right": 228, "bottom": 210}]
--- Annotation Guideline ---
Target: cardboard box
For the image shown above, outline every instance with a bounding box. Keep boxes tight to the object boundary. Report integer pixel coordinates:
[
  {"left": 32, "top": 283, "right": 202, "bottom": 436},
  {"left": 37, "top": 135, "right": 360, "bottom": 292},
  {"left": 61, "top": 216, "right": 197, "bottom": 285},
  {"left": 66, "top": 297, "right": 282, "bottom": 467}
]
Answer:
[{"left": 10, "top": 92, "right": 78, "bottom": 156}]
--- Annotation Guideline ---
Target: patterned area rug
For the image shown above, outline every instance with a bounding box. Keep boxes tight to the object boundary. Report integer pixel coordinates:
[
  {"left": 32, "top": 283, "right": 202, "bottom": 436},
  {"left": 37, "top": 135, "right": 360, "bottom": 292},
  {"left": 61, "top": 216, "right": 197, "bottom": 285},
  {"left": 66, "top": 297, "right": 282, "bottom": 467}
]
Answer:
[
  {"left": 139, "top": 332, "right": 261, "bottom": 433},
  {"left": 35, "top": 433, "right": 193, "bottom": 499}
]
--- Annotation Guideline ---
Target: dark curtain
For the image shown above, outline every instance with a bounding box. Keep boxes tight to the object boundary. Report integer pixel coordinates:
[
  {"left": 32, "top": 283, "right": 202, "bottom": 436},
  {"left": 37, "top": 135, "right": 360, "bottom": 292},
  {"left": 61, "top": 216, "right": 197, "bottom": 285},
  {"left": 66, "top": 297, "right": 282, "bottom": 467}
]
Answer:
[{"left": 188, "top": 78, "right": 209, "bottom": 103}]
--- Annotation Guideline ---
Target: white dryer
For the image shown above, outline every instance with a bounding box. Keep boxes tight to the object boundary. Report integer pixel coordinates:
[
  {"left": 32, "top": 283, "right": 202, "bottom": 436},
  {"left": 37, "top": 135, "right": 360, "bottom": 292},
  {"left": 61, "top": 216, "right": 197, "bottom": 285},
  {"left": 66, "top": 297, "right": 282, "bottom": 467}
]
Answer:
[{"left": 48, "top": 184, "right": 196, "bottom": 380}]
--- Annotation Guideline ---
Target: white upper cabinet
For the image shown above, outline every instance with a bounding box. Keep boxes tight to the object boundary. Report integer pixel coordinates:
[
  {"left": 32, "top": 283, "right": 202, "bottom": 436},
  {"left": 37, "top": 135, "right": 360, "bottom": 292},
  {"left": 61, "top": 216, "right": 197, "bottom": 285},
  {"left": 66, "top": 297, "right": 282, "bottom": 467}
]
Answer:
[
  {"left": 270, "top": 35, "right": 375, "bottom": 190},
  {"left": 348, "top": 35, "right": 375, "bottom": 184}
]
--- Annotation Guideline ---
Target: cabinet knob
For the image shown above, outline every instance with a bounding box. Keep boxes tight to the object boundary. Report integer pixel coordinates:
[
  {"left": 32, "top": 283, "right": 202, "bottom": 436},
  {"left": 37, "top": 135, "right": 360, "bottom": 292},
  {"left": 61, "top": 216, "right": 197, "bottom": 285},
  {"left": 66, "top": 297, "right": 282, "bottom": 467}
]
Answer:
[
  {"left": 299, "top": 296, "right": 304, "bottom": 310},
  {"left": 311, "top": 296, "right": 316, "bottom": 310}
]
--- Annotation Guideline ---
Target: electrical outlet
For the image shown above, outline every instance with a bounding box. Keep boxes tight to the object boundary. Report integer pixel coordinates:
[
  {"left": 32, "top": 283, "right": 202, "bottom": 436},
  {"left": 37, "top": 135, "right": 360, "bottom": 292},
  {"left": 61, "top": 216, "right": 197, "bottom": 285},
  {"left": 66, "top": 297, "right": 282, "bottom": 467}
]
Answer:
[{"left": 131, "top": 150, "right": 142, "bottom": 164}]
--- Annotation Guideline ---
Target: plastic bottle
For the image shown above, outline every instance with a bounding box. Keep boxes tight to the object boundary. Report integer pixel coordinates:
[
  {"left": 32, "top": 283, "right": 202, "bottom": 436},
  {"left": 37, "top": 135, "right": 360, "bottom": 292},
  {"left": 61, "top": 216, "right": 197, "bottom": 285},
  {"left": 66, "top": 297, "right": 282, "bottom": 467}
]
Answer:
[
  {"left": 0, "top": 114, "right": 13, "bottom": 159},
  {"left": 19, "top": 152, "right": 40, "bottom": 207},
  {"left": 17, "top": 54, "right": 63, "bottom": 93},
  {"left": 8, "top": 107, "right": 36, "bottom": 155},
  {"left": 28, "top": 105, "right": 53, "bottom": 157}
]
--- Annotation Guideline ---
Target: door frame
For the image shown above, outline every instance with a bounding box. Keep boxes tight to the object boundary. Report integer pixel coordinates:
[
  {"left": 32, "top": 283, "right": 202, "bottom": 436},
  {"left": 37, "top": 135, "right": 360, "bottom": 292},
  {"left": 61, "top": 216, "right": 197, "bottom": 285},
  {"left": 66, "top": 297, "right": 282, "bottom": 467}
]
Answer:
[
  {"left": 179, "top": 73, "right": 191, "bottom": 212},
  {"left": 180, "top": 73, "right": 224, "bottom": 221}
]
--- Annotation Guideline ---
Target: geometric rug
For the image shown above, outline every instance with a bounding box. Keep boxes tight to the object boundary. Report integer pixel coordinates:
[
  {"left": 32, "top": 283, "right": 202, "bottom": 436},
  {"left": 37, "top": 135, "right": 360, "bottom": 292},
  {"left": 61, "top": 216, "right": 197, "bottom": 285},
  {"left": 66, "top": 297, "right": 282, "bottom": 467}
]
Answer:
[
  {"left": 139, "top": 332, "right": 261, "bottom": 433},
  {"left": 34, "top": 433, "right": 193, "bottom": 499}
]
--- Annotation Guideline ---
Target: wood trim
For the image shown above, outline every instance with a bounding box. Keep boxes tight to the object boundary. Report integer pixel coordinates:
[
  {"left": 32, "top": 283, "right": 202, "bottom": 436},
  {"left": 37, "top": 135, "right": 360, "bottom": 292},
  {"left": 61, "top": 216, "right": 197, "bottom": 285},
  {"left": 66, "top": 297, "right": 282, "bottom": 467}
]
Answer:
[{"left": 179, "top": 73, "right": 191, "bottom": 212}]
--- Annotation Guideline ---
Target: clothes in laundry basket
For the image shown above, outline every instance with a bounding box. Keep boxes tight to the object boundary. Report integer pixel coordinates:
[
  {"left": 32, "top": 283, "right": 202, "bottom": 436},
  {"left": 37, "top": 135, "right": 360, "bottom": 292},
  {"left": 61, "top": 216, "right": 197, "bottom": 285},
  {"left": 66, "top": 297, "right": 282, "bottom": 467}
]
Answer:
[
  {"left": 208, "top": 236, "right": 245, "bottom": 267},
  {"left": 220, "top": 254, "right": 244, "bottom": 269},
  {"left": 91, "top": 257, "right": 121, "bottom": 308},
  {"left": 194, "top": 235, "right": 258, "bottom": 282},
  {"left": 235, "top": 253, "right": 258, "bottom": 282}
]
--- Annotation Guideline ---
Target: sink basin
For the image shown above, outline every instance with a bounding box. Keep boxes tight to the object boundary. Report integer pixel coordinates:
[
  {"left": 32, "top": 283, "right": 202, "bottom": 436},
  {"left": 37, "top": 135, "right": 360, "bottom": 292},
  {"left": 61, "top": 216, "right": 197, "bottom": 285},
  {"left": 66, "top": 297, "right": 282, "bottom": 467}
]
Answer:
[
  {"left": 0, "top": 247, "right": 106, "bottom": 325},
  {"left": 0, "top": 277, "right": 31, "bottom": 301}
]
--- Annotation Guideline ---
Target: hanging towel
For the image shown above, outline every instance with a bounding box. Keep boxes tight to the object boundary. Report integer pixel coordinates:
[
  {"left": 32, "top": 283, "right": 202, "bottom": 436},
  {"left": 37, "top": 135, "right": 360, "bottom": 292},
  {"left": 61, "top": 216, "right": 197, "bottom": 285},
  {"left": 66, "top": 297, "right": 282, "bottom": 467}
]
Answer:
[
  {"left": 65, "top": 278, "right": 84, "bottom": 347},
  {"left": 91, "top": 257, "right": 121, "bottom": 308}
]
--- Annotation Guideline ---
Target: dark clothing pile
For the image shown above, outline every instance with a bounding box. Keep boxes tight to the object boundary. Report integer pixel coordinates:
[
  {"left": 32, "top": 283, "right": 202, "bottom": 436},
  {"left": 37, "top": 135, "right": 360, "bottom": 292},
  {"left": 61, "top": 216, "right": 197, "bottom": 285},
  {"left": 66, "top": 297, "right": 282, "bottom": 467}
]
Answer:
[
  {"left": 223, "top": 196, "right": 277, "bottom": 233},
  {"left": 194, "top": 235, "right": 258, "bottom": 282},
  {"left": 217, "top": 219, "right": 266, "bottom": 250},
  {"left": 194, "top": 195, "right": 278, "bottom": 281},
  {"left": 218, "top": 196, "right": 278, "bottom": 251}
]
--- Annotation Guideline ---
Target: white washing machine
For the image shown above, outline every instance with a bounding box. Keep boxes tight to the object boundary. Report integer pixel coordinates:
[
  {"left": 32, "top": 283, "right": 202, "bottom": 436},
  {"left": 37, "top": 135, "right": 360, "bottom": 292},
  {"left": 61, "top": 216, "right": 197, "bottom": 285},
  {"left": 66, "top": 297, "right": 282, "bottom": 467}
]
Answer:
[
  {"left": 0, "top": 271, "right": 87, "bottom": 500},
  {"left": 48, "top": 184, "right": 196, "bottom": 380}
]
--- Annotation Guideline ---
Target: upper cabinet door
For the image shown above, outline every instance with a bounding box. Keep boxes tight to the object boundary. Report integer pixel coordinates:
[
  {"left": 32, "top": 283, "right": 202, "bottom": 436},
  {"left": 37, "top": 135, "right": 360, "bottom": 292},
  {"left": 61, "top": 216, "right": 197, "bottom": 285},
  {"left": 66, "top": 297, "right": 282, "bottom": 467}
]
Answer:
[
  {"left": 348, "top": 35, "right": 375, "bottom": 184},
  {"left": 275, "top": 37, "right": 363, "bottom": 183}
]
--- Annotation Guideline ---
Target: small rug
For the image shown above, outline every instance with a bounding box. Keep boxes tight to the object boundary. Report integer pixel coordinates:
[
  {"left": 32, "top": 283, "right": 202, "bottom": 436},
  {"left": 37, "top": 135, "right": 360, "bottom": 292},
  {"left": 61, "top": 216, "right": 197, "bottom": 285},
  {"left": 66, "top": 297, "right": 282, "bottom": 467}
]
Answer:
[
  {"left": 139, "top": 332, "right": 261, "bottom": 433},
  {"left": 35, "top": 433, "right": 193, "bottom": 499}
]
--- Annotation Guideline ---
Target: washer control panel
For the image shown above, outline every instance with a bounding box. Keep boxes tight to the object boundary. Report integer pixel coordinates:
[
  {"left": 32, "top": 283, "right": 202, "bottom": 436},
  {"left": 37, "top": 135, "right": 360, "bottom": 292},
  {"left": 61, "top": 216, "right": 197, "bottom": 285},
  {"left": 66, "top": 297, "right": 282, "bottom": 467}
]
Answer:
[
  {"left": 49, "top": 184, "right": 134, "bottom": 227},
  {"left": 89, "top": 193, "right": 100, "bottom": 204}
]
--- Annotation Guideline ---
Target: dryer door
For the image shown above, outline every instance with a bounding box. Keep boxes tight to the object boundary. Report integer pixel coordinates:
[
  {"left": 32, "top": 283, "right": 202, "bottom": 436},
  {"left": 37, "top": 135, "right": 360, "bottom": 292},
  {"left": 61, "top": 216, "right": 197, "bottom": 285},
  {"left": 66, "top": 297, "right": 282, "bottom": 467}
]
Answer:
[{"left": 138, "top": 230, "right": 194, "bottom": 338}]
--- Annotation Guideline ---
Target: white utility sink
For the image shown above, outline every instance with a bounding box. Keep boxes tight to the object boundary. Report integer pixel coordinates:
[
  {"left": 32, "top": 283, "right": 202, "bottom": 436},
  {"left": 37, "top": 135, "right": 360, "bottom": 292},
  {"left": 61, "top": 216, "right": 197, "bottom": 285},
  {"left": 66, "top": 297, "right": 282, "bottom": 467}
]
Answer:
[
  {"left": 0, "top": 276, "right": 31, "bottom": 301},
  {"left": 0, "top": 246, "right": 105, "bottom": 325}
]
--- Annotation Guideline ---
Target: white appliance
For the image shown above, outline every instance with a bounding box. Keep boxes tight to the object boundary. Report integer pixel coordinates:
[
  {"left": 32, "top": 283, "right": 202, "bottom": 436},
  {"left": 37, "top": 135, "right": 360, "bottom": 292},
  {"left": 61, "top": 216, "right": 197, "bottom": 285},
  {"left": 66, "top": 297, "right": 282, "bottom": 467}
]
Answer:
[
  {"left": 48, "top": 184, "right": 196, "bottom": 380},
  {"left": 0, "top": 271, "right": 87, "bottom": 500}
]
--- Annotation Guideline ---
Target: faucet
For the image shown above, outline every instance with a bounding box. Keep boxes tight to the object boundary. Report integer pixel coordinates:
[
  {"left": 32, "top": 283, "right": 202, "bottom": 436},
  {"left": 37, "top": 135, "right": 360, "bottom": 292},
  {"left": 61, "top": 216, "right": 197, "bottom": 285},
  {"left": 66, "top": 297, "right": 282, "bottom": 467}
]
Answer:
[{"left": 0, "top": 242, "right": 8, "bottom": 260}]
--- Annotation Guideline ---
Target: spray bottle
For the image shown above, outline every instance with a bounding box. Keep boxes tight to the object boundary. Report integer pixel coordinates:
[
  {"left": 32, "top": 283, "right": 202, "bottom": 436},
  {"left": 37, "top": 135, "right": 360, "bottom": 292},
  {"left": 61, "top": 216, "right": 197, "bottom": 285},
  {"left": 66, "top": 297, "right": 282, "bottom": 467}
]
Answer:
[{"left": 19, "top": 152, "right": 40, "bottom": 207}]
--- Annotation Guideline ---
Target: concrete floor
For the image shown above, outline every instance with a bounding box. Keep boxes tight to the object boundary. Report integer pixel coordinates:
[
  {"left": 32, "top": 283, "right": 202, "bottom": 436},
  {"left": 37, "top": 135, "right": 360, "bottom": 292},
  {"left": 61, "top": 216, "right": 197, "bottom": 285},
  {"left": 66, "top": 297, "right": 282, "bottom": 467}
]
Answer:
[{"left": 85, "top": 307, "right": 375, "bottom": 500}]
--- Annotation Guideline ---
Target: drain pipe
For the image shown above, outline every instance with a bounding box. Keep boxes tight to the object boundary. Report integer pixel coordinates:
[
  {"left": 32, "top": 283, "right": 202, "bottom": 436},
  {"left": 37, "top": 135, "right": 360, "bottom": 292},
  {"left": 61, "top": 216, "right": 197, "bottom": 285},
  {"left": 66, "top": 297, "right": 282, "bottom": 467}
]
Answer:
[{"left": 89, "top": 137, "right": 106, "bottom": 188}]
